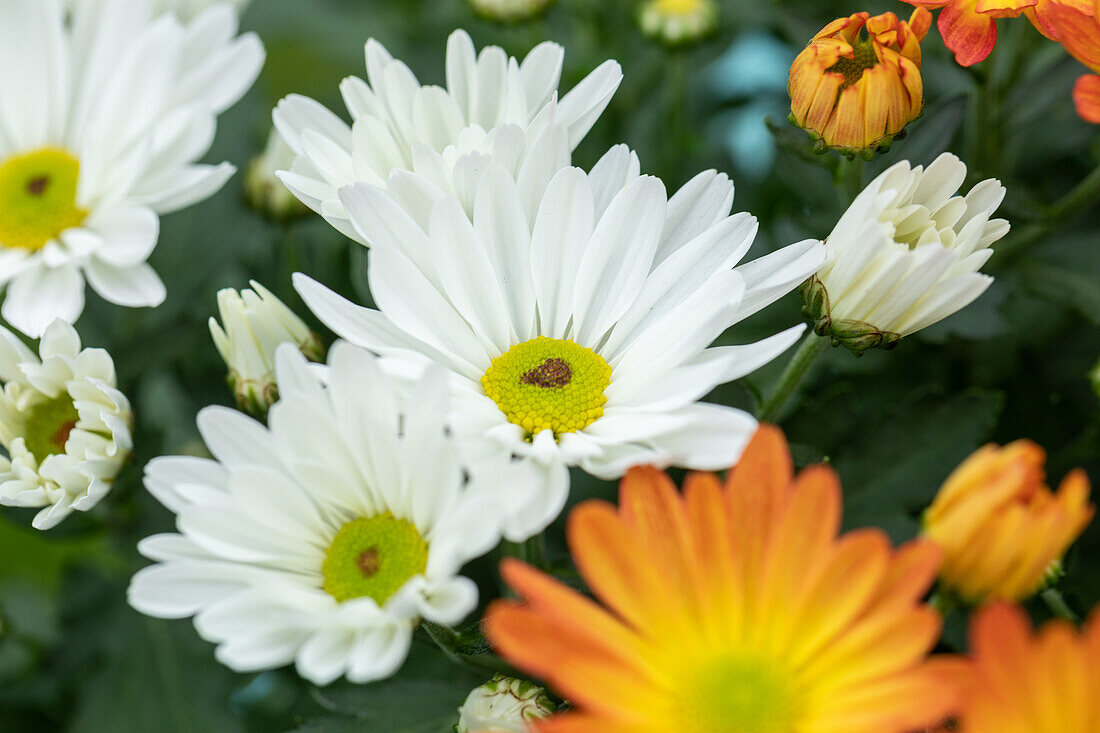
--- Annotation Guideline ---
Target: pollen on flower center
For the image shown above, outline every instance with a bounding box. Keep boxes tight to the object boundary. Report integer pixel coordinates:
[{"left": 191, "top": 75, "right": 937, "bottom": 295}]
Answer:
[
  {"left": 481, "top": 336, "right": 612, "bottom": 439},
  {"left": 322, "top": 513, "right": 428, "bottom": 604},
  {"left": 678, "top": 655, "right": 802, "bottom": 733},
  {"left": 22, "top": 395, "right": 81, "bottom": 464},
  {"left": 0, "top": 148, "right": 88, "bottom": 251},
  {"left": 828, "top": 39, "right": 878, "bottom": 89}
]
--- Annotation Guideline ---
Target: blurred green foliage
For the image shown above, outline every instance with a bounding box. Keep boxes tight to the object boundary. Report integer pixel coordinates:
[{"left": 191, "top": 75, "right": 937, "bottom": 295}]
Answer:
[{"left": 1, "top": 0, "right": 1098, "bottom": 730}]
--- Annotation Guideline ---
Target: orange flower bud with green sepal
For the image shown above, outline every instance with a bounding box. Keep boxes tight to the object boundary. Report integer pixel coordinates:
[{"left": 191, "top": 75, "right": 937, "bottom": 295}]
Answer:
[{"left": 789, "top": 8, "right": 932, "bottom": 155}]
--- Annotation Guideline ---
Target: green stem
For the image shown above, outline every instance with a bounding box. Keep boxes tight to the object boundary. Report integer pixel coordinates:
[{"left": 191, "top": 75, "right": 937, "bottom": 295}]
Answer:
[
  {"left": 757, "top": 332, "right": 829, "bottom": 423},
  {"left": 1040, "top": 588, "right": 1080, "bottom": 623},
  {"left": 835, "top": 155, "right": 864, "bottom": 206}
]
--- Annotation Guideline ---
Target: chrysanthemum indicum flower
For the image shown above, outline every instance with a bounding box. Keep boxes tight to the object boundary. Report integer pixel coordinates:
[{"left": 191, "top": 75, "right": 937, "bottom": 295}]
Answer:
[
  {"left": 922, "top": 440, "right": 1093, "bottom": 604},
  {"left": 0, "top": 320, "right": 132, "bottom": 530},
  {"left": 938, "top": 602, "right": 1100, "bottom": 730},
  {"left": 802, "top": 153, "right": 1009, "bottom": 353},
  {"left": 272, "top": 30, "right": 622, "bottom": 243},
  {"left": 0, "top": 0, "right": 264, "bottom": 336},
  {"left": 789, "top": 8, "right": 931, "bottom": 155},
  {"left": 128, "top": 343, "right": 539, "bottom": 685},
  {"left": 209, "top": 281, "right": 323, "bottom": 414},
  {"left": 485, "top": 426, "right": 957, "bottom": 733},
  {"left": 295, "top": 153, "right": 824, "bottom": 539}
]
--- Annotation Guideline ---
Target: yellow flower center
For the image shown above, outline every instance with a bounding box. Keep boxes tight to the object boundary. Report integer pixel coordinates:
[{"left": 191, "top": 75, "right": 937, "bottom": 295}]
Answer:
[
  {"left": 0, "top": 148, "right": 88, "bottom": 250},
  {"left": 678, "top": 655, "right": 802, "bottom": 733},
  {"left": 322, "top": 513, "right": 428, "bottom": 604},
  {"left": 481, "top": 336, "right": 612, "bottom": 439},
  {"left": 828, "top": 39, "right": 879, "bottom": 90},
  {"left": 652, "top": 0, "right": 707, "bottom": 16},
  {"left": 22, "top": 395, "right": 81, "bottom": 464}
]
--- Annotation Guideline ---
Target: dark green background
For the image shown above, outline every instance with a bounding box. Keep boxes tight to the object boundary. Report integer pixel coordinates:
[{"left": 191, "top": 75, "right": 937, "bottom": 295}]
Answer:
[{"left": 1, "top": 0, "right": 1097, "bottom": 730}]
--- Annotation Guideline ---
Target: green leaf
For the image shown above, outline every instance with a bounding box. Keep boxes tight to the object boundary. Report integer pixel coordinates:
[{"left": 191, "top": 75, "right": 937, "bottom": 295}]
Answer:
[{"left": 1020, "top": 260, "right": 1100, "bottom": 327}]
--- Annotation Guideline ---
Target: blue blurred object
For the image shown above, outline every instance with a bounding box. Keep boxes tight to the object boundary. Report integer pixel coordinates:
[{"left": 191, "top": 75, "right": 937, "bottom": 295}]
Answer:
[{"left": 706, "top": 31, "right": 795, "bottom": 179}]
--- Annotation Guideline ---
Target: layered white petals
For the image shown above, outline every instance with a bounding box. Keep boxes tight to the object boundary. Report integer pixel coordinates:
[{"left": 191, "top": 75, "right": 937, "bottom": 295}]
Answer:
[
  {"left": 297, "top": 159, "right": 826, "bottom": 540},
  {"left": 0, "top": 0, "right": 264, "bottom": 336},
  {"left": 129, "top": 342, "right": 541, "bottom": 685},
  {"left": 817, "top": 153, "right": 1008, "bottom": 337},
  {"left": 272, "top": 29, "right": 622, "bottom": 243},
  {"left": 0, "top": 319, "right": 132, "bottom": 529}
]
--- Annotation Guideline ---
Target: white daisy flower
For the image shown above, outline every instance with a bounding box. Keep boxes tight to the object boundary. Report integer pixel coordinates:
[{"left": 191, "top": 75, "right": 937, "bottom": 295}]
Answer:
[
  {"left": 295, "top": 149, "right": 826, "bottom": 540},
  {"left": 272, "top": 29, "right": 622, "bottom": 243},
  {"left": 0, "top": 320, "right": 132, "bottom": 530},
  {"left": 803, "top": 152, "right": 1009, "bottom": 352},
  {"left": 209, "top": 281, "right": 324, "bottom": 414},
  {"left": 128, "top": 343, "right": 539, "bottom": 685},
  {"left": 0, "top": 0, "right": 264, "bottom": 336}
]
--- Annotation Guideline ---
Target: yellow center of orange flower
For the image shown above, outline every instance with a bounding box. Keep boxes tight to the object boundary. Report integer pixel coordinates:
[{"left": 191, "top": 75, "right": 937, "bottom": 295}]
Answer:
[
  {"left": 828, "top": 38, "right": 879, "bottom": 90},
  {"left": 0, "top": 148, "right": 87, "bottom": 250},
  {"left": 481, "top": 336, "right": 612, "bottom": 439},
  {"left": 678, "top": 655, "right": 802, "bottom": 732}
]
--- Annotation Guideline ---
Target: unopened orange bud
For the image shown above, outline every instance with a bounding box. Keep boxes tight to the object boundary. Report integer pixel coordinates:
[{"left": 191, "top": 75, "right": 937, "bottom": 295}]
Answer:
[
  {"left": 788, "top": 8, "right": 932, "bottom": 154},
  {"left": 922, "top": 440, "right": 1094, "bottom": 603}
]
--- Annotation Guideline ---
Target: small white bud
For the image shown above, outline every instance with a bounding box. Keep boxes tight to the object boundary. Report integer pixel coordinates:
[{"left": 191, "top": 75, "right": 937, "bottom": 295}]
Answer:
[
  {"left": 209, "top": 282, "right": 323, "bottom": 414},
  {"left": 455, "top": 675, "right": 554, "bottom": 733},
  {"left": 245, "top": 129, "right": 308, "bottom": 221}
]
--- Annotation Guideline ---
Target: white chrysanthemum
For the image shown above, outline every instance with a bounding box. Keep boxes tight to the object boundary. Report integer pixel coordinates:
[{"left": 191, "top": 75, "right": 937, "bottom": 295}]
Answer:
[
  {"left": 0, "top": 320, "right": 132, "bottom": 530},
  {"left": 209, "top": 281, "right": 323, "bottom": 414},
  {"left": 456, "top": 675, "right": 554, "bottom": 733},
  {"left": 295, "top": 148, "right": 825, "bottom": 540},
  {"left": 0, "top": 0, "right": 264, "bottom": 336},
  {"left": 805, "top": 153, "right": 1009, "bottom": 350},
  {"left": 128, "top": 343, "right": 539, "bottom": 685},
  {"left": 639, "top": 0, "right": 719, "bottom": 46},
  {"left": 272, "top": 30, "right": 622, "bottom": 243}
]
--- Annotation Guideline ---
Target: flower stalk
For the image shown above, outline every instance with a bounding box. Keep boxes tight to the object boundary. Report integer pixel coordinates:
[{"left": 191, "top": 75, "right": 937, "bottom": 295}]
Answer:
[{"left": 757, "top": 331, "right": 829, "bottom": 422}]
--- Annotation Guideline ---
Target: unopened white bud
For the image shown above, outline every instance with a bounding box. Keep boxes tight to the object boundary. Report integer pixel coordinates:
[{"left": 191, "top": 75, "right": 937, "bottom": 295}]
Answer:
[{"left": 455, "top": 675, "right": 554, "bottom": 733}]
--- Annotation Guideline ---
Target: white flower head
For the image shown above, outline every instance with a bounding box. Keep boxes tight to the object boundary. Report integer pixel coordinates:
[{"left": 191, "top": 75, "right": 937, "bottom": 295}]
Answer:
[
  {"left": 209, "top": 281, "right": 323, "bottom": 414},
  {"left": 0, "top": 0, "right": 265, "bottom": 336},
  {"left": 295, "top": 147, "right": 825, "bottom": 541},
  {"left": 245, "top": 129, "right": 309, "bottom": 221},
  {"left": 456, "top": 675, "right": 554, "bottom": 733},
  {"left": 805, "top": 152, "right": 1009, "bottom": 353},
  {"left": 129, "top": 343, "right": 540, "bottom": 685},
  {"left": 0, "top": 320, "right": 132, "bottom": 530},
  {"left": 272, "top": 29, "right": 622, "bottom": 243}
]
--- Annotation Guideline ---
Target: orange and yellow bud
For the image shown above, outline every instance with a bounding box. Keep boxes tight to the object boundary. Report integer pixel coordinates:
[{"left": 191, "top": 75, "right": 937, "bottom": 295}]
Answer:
[
  {"left": 789, "top": 8, "right": 931, "bottom": 154},
  {"left": 922, "top": 440, "right": 1094, "bottom": 603},
  {"left": 940, "top": 603, "right": 1100, "bottom": 730}
]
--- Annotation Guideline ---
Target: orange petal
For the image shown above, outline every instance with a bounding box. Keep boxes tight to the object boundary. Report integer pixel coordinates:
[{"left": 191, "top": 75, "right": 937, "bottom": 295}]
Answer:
[
  {"left": 1045, "top": 0, "right": 1100, "bottom": 69},
  {"left": 938, "top": 0, "right": 1000, "bottom": 66},
  {"left": 976, "top": 0, "right": 1036, "bottom": 17},
  {"left": 1075, "top": 73, "right": 1100, "bottom": 122},
  {"left": 867, "top": 538, "right": 942, "bottom": 612}
]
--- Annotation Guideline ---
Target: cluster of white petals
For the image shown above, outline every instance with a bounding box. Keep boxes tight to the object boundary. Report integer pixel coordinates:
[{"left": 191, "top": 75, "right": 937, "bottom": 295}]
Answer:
[
  {"left": 273, "top": 30, "right": 622, "bottom": 243},
  {"left": 0, "top": 320, "right": 131, "bottom": 529},
  {"left": 812, "top": 153, "right": 1008, "bottom": 340}
]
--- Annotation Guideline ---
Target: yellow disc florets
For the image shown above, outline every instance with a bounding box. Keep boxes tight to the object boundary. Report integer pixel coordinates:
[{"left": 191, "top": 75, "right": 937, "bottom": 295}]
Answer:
[
  {"left": 22, "top": 394, "right": 81, "bottom": 464},
  {"left": 481, "top": 336, "right": 612, "bottom": 439},
  {"left": 679, "top": 655, "right": 802, "bottom": 733},
  {"left": 322, "top": 513, "right": 428, "bottom": 604},
  {"left": 0, "top": 148, "right": 87, "bottom": 251}
]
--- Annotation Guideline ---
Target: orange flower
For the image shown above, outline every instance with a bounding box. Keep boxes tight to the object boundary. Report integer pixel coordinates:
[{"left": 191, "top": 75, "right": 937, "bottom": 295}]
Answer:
[
  {"left": 941, "top": 603, "right": 1100, "bottom": 730},
  {"left": 486, "top": 426, "right": 956, "bottom": 733},
  {"left": 922, "top": 440, "right": 1093, "bottom": 603},
  {"left": 789, "top": 8, "right": 932, "bottom": 153},
  {"left": 1044, "top": 0, "right": 1100, "bottom": 122}
]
